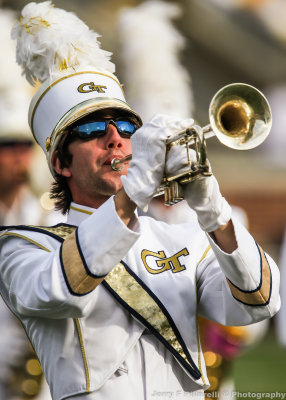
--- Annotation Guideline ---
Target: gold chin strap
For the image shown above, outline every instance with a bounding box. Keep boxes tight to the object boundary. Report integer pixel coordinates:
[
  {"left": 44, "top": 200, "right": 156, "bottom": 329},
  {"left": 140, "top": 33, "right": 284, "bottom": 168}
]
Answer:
[{"left": 45, "top": 136, "right": 51, "bottom": 152}]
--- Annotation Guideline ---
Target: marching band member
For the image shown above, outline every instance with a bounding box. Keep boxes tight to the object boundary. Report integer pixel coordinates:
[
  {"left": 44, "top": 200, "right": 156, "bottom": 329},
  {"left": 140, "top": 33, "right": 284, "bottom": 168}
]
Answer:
[{"left": 0, "top": 2, "right": 280, "bottom": 399}]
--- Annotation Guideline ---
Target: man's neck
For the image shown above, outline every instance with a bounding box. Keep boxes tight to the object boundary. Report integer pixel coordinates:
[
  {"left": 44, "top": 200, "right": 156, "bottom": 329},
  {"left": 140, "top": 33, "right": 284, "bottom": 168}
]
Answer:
[{"left": 71, "top": 188, "right": 113, "bottom": 209}]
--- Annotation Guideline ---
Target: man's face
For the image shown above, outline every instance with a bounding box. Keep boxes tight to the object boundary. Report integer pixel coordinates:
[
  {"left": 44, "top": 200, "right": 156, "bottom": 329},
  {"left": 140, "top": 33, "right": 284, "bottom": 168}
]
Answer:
[
  {"left": 55, "top": 111, "right": 138, "bottom": 208},
  {"left": 0, "top": 141, "right": 33, "bottom": 192}
]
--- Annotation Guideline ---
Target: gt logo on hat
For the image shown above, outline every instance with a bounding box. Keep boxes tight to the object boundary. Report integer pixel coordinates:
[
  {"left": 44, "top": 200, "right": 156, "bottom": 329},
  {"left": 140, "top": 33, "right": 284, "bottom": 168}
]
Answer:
[{"left": 77, "top": 82, "right": 107, "bottom": 94}]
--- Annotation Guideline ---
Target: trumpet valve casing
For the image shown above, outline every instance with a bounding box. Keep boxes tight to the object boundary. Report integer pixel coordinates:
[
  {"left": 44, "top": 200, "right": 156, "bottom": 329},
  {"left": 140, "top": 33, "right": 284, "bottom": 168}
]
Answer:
[{"left": 164, "top": 181, "right": 184, "bottom": 206}]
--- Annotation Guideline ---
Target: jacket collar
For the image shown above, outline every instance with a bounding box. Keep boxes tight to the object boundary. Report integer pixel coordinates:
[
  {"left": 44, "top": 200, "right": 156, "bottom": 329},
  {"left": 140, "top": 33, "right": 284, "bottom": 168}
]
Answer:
[{"left": 67, "top": 202, "right": 96, "bottom": 226}]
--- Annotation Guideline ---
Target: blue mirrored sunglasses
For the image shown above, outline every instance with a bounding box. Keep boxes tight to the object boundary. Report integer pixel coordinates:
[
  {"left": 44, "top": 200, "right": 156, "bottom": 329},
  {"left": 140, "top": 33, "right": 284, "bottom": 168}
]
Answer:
[{"left": 70, "top": 118, "right": 139, "bottom": 139}]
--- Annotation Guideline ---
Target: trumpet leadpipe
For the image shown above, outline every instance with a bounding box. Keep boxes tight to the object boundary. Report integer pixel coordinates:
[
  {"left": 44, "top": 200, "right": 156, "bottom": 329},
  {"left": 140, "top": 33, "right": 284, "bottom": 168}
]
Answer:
[{"left": 110, "top": 125, "right": 214, "bottom": 172}]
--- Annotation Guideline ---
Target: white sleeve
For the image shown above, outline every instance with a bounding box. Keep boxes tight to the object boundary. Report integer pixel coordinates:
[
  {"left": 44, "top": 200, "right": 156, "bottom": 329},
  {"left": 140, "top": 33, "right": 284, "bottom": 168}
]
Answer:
[
  {"left": 197, "top": 219, "right": 280, "bottom": 326},
  {"left": 0, "top": 197, "right": 140, "bottom": 318},
  {"left": 76, "top": 196, "right": 140, "bottom": 276}
]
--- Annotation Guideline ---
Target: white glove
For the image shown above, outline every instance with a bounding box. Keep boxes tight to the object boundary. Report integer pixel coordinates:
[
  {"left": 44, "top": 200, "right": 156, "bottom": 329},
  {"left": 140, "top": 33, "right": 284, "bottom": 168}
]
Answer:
[
  {"left": 165, "top": 145, "right": 232, "bottom": 232},
  {"left": 121, "top": 114, "right": 194, "bottom": 211}
]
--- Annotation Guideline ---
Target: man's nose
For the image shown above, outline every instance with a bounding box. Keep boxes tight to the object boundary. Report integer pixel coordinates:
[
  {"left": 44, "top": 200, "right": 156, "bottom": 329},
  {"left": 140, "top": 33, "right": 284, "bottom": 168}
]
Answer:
[{"left": 104, "top": 123, "right": 123, "bottom": 149}]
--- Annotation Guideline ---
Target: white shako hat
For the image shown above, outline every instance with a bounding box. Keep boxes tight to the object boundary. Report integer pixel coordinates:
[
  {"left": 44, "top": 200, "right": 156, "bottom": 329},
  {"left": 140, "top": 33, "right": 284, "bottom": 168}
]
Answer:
[{"left": 12, "top": 1, "right": 142, "bottom": 175}]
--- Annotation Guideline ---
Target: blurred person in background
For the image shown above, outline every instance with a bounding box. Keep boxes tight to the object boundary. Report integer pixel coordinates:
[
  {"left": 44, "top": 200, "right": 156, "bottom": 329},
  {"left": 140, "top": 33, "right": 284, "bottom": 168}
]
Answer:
[
  {"left": 0, "top": 130, "right": 38, "bottom": 226},
  {"left": 0, "top": 7, "right": 55, "bottom": 400},
  {"left": 0, "top": 110, "right": 52, "bottom": 400}
]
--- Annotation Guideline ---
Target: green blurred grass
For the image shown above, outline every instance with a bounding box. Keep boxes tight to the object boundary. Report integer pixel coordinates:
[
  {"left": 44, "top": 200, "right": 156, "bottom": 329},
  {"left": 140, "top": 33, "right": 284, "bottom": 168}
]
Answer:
[{"left": 233, "top": 325, "right": 286, "bottom": 395}]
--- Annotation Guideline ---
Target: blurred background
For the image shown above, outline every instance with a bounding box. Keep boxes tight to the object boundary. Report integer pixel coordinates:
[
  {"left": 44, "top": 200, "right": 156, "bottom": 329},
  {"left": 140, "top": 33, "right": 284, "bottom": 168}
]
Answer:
[{"left": 0, "top": 0, "right": 286, "bottom": 398}]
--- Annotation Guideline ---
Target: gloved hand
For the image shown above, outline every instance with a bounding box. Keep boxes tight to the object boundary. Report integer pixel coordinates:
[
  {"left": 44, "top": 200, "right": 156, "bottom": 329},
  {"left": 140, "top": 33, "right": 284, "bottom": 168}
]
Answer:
[
  {"left": 121, "top": 114, "right": 194, "bottom": 211},
  {"left": 165, "top": 144, "right": 232, "bottom": 232}
]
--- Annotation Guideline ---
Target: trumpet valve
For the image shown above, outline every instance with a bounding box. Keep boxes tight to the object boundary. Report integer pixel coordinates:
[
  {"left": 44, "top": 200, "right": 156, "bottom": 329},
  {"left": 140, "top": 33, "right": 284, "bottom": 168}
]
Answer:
[{"left": 164, "top": 181, "right": 184, "bottom": 206}]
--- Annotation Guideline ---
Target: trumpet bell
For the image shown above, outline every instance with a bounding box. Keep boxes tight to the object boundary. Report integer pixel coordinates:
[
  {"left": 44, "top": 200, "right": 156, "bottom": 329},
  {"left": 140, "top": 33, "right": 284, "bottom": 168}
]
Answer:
[{"left": 209, "top": 83, "right": 272, "bottom": 150}]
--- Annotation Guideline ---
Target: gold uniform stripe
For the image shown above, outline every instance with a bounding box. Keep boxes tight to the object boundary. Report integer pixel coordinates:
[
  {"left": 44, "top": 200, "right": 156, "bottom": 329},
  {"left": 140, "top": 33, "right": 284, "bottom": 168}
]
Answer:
[
  {"left": 30, "top": 225, "right": 76, "bottom": 240},
  {"left": 196, "top": 245, "right": 211, "bottom": 385},
  {"left": 105, "top": 263, "right": 197, "bottom": 372},
  {"left": 226, "top": 244, "right": 271, "bottom": 306},
  {"left": 61, "top": 230, "right": 104, "bottom": 295},
  {"left": 75, "top": 318, "right": 90, "bottom": 393},
  {"left": 69, "top": 205, "right": 93, "bottom": 215},
  {"left": 0, "top": 231, "right": 51, "bottom": 252}
]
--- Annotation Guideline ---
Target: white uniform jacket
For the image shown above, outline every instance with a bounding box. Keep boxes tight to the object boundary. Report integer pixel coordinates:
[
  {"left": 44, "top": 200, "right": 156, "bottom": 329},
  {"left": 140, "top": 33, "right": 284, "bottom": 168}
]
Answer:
[{"left": 0, "top": 197, "right": 280, "bottom": 399}]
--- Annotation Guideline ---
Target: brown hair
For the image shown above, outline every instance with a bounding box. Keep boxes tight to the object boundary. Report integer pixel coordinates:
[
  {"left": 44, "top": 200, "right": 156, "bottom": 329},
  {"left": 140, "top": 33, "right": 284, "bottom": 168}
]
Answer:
[{"left": 49, "top": 133, "right": 73, "bottom": 214}]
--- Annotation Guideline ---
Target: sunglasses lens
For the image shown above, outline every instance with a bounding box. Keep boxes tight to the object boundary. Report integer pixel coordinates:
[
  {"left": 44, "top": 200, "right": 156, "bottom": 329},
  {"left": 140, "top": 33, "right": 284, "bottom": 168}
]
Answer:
[
  {"left": 71, "top": 119, "right": 138, "bottom": 139},
  {"left": 116, "top": 120, "right": 138, "bottom": 135},
  {"left": 73, "top": 122, "right": 106, "bottom": 138}
]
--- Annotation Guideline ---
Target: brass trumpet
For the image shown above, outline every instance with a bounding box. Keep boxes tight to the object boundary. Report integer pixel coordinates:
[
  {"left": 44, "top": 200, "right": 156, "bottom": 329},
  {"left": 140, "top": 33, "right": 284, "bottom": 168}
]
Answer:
[{"left": 111, "top": 83, "right": 272, "bottom": 205}]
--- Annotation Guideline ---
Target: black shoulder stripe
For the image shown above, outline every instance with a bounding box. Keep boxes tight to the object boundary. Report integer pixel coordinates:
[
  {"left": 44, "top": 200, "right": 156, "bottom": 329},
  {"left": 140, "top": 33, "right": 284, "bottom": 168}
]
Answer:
[{"left": 0, "top": 224, "right": 76, "bottom": 242}]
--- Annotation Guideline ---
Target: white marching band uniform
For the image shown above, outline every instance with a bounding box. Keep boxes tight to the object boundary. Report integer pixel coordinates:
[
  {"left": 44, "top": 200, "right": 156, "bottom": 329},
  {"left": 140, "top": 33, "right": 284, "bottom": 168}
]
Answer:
[
  {"left": 3, "top": 3, "right": 280, "bottom": 399},
  {"left": 0, "top": 196, "right": 280, "bottom": 400}
]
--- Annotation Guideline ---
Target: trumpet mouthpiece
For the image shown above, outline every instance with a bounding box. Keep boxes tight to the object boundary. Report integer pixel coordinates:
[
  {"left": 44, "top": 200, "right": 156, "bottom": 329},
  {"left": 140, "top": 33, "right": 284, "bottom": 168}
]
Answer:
[
  {"left": 110, "top": 154, "right": 132, "bottom": 171},
  {"left": 111, "top": 158, "right": 123, "bottom": 171}
]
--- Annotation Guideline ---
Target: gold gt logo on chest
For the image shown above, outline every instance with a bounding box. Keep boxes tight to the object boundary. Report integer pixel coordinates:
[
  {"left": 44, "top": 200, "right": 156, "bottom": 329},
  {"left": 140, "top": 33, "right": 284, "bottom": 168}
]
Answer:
[
  {"left": 77, "top": 82, "right": 107, "bottom": 93},
  {"left": 141, "top": 248, "right": 189, "bottom": 274}
]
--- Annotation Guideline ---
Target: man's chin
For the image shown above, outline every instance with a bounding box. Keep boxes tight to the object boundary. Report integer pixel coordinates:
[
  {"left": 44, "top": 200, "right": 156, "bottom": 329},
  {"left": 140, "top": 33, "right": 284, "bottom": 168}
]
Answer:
[{"left": 94, "top": 176, "right": 123, "bottom": 198}]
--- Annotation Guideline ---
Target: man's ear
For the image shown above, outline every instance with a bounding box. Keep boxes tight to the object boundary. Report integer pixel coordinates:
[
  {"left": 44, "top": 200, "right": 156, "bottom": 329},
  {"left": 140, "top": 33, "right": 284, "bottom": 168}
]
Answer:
[{"left": 51, "top": 150, "right": 72, "bottom": 178}]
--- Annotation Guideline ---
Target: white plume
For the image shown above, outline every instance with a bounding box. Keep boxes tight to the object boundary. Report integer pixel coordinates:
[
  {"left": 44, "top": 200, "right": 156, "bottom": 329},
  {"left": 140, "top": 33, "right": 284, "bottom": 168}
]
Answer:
[
  {"left": 11, "top": 1, "right": 115, "bottom": 86},
  {"left": 117, "top": 0, "right": 193, "bottom": 121}
]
